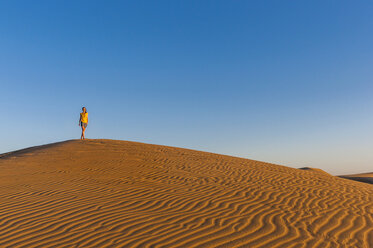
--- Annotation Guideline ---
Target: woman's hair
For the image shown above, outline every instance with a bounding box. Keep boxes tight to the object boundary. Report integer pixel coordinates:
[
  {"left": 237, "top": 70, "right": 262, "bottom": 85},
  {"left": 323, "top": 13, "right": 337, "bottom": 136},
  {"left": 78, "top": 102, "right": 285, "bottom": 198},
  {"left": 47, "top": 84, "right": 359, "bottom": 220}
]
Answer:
[{"left": 82, "top": 107, "right": 87, "bottom": 112}]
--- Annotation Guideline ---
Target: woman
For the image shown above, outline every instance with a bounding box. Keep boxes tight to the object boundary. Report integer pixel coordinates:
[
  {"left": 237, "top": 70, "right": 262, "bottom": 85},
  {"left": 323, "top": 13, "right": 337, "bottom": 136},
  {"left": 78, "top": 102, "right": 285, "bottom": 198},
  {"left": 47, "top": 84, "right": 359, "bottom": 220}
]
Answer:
[{"left": 79, "top": 107, "right": 88, "bottom": 140}]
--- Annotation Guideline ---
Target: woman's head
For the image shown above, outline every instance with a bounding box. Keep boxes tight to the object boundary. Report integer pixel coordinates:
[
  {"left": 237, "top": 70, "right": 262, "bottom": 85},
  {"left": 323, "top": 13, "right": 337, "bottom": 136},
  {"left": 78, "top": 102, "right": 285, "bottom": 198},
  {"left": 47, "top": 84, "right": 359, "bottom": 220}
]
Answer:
[{"left": 82, "top": 107, "right": 87, "bottom": 112}]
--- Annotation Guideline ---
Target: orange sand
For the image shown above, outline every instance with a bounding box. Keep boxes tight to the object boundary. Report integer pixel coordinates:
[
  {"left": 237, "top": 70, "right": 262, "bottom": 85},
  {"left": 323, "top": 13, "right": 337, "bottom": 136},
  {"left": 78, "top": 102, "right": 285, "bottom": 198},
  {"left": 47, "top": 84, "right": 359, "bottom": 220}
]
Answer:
[{"left": 0, "top": 139, "right": 372, "bottom": 248}]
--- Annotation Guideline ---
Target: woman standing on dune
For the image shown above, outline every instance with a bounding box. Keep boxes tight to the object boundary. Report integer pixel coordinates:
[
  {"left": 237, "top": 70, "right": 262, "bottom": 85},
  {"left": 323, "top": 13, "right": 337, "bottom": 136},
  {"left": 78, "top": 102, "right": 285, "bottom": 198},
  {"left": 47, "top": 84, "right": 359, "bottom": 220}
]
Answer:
[{"left": 79, "top": 107, "right": 88, "bottom": 140}]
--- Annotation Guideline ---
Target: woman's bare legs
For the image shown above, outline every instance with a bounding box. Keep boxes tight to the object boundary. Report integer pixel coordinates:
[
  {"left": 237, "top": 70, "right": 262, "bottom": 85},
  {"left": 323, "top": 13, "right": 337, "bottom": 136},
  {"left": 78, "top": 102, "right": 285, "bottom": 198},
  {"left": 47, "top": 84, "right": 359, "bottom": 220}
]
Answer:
[{"left": 81, "top": 126, "right": 86, "bottom": 140}]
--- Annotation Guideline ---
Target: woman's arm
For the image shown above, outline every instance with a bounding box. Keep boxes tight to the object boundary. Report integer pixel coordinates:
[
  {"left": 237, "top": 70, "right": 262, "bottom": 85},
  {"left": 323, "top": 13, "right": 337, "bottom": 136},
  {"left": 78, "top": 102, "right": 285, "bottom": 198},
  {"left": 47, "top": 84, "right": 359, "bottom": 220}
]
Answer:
[{"left": 79, "top": 114, "right": 81, "bottom": 126}]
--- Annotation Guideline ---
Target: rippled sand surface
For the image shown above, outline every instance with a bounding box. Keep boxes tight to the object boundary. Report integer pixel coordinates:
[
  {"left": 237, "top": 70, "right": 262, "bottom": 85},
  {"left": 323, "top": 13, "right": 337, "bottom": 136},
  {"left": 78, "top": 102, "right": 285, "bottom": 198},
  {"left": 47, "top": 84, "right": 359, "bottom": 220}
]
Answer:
[{"left": 0, "top": 139, "right": 372, "bottom": 248}]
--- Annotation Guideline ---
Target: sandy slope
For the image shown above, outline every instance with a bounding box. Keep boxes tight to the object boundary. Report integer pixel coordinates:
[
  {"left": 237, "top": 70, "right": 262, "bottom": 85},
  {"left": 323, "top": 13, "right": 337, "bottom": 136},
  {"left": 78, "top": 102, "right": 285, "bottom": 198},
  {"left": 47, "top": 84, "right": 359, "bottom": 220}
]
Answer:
[{"left": 0, "top": 139, "right": 372, "bottom": 248}]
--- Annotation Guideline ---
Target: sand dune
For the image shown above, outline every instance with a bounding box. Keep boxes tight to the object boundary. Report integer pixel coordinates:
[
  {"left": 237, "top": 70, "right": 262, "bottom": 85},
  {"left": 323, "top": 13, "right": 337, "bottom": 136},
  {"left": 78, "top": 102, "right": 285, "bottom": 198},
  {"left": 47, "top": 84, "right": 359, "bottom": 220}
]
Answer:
[
  {"left": 0, "top": 139, "right": 372, "bottom": 248},
  {"left": 339, "top": 173, "right": 373, "bottom": 185}
]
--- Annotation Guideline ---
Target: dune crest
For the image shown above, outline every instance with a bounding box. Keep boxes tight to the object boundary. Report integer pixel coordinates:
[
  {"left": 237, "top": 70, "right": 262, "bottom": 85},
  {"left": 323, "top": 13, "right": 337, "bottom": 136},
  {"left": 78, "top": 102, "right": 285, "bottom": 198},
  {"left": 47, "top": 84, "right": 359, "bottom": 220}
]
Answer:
[
  {"left": 298, "top": 167, "right": 331, "bottom": 176},
  {"left": 0, "top": 139, "right": 372, "bottom": 247}
]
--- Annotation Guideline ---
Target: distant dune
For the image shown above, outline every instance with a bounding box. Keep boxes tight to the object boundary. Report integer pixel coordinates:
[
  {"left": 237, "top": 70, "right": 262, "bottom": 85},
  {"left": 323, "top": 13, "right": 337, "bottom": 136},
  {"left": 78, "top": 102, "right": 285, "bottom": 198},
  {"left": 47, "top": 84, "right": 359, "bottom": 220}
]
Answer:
[
  {"left": 339, "top": 172, "right": 373, "bottom": 185},
  {"left": 0, "top": 139, "right": 372, "bottom": 248}
]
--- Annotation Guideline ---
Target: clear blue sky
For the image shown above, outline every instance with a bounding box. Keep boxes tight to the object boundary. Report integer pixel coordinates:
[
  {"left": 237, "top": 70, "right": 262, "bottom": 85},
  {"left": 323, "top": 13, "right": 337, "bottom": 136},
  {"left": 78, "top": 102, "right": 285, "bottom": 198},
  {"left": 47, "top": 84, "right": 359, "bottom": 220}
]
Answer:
[{"left": 1, "top": 1, "right": 372, "bottom": 175}]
